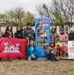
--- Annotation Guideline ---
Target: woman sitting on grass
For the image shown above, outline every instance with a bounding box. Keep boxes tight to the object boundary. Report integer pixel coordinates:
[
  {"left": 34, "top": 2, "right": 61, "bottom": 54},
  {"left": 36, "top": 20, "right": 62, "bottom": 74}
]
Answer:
[{"left": 27, "top": 40, "right": 37, "bottom": 61}]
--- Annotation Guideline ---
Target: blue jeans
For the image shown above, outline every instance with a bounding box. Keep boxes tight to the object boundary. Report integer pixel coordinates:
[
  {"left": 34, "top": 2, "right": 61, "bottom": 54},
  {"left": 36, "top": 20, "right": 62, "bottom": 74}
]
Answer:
[
  {"left": 47, "top": 53, "right": 59, "bottom": 61},
  {"left": 28, "top": 55, "right": 37, "bottom": 61}
]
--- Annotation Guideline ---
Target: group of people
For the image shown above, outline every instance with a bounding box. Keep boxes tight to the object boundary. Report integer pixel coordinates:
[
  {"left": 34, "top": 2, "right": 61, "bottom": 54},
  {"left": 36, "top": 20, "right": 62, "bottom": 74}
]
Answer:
[
  {"left": 1, "top": 22, "right": 34, "bottom": 40},
  {"left": 50, "top": 26, "right": 74, "bottom": 41},
  {"left": 46, "top": 26, "right": 74, "bottom": 61},
  {"left": 0, "top": 22, "right": 36, "bottom": 61},
  {"left": 0, "top": 23, "right": 74, "bottom": 61}
]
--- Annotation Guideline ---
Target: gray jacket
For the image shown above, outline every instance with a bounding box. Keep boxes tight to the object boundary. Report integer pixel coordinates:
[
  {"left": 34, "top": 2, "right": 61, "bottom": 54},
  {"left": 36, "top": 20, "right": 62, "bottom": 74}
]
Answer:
[
  {"left": 23, "top": 28, "right": 34, "bottom": 40},
  {"left": 46, "top": 45, "right": 56, "bottom": 55}
]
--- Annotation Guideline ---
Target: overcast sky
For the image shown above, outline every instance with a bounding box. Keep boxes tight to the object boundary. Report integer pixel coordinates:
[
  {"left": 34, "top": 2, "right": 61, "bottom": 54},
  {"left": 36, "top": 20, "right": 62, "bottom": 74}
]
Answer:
[{"left": 0, "top": 0, "right": 51, "bottom": 14}]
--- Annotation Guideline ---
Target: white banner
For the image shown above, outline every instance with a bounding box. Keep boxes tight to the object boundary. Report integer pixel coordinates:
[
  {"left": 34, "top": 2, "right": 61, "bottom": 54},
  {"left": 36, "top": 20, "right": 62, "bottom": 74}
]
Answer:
[{"left": 68, "top": 41, "right": 74, "bottom": 59}]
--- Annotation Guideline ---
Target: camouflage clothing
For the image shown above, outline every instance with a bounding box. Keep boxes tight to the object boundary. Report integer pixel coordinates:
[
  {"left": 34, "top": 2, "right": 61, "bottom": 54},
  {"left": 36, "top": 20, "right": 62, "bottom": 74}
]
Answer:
[
  {"left": 50, "top": 33, "right": 59, "bottom": 41},
  {"left": 23, "top": 28, "right": 34, "bottom": 40}
]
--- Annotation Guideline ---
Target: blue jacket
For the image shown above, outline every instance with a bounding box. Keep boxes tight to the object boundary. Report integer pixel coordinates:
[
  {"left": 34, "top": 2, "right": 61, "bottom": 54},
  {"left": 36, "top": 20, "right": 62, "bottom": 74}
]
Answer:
[{"left": 27, "top": 45, "right": 37, "bottom": 57}]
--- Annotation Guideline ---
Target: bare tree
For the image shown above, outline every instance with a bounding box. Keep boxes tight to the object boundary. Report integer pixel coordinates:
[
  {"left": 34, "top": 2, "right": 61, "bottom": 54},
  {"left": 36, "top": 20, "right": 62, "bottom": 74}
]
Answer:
[{"left": 36, "top": 0, "right": 74, "bottom": 27}]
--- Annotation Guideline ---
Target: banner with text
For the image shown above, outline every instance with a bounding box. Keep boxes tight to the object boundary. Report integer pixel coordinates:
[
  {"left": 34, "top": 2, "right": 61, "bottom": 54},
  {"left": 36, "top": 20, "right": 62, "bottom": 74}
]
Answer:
[
  {"left": 68, "top": 41, "right": 74, "bottom": 59},
  {"left": 35, "top": 18, "right": 50, "bottom": 58}
]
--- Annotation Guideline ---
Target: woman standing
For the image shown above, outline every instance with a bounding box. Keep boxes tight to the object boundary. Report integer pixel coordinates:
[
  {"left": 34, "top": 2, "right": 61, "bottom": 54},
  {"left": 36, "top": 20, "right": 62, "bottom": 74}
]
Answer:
[
  {"left": 59, "top": 28, "right": 68, "bottom": 41},
  {"left": 50, "top": 28, "right": 59, "bottom": 42},
  {"left": 14, "top": 26, "right": 23, "bottom": 39},
  {"left": 2, "top": 25, "right": 13, "bottom": 38},
  {"left": 68, "top": 28, "right": 74, "bottom": 41}
]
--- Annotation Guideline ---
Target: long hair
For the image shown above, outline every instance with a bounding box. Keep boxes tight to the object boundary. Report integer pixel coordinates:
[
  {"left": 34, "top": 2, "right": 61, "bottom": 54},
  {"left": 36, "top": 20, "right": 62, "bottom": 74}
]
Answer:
[
  {"left": 51, "top": 28, "right": 56, "bottom": 33},
  {"left": 16, "top": 26, "right": 22, "bottom": 31},
  {"left": 5, "top": 25, "right": 12, "bottom": 32}
]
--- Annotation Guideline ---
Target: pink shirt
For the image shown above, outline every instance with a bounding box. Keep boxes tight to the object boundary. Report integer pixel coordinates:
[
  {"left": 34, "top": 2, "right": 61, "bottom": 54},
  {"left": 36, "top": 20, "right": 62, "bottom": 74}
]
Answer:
[{"left": 60, "top": 34, "right": 67, "bottom": 39}]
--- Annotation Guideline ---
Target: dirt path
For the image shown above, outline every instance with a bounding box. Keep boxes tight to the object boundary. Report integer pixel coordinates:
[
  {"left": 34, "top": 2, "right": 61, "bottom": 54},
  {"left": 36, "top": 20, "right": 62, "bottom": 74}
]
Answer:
[{"left": 0, "top": 59, "right": 74, "bottom": 75}]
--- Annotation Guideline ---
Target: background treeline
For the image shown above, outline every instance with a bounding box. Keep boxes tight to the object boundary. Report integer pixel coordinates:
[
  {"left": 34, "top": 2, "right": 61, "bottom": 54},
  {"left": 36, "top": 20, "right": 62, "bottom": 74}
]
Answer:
[
  {"left": 1, "top": 0, "right": 74, "bottom": 28},
  {"left": 0, "top": 7, "right": 34, "bottom": 27}
]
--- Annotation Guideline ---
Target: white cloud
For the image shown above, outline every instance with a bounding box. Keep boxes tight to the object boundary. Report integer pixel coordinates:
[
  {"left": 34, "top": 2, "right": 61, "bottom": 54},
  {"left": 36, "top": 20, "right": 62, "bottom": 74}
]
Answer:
[{"left": 0, "top": 0, "right": 51, "bottom": 14}]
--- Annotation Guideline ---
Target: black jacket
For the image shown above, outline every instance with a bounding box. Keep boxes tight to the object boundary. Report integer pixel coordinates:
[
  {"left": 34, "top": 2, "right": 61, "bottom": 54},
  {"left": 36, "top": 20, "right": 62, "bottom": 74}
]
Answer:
[
  {"left": 68, "top": 33, "right": 74, "bottom": 40},
  {"left": 14, "top": 30, "right": 23, "bottom": 39}
]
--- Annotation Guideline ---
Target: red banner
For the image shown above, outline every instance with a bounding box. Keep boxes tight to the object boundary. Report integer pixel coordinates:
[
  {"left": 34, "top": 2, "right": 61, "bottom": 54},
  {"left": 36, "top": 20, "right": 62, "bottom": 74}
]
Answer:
[{"left": 0, "top": 38, "right": 28, "bottom": 58}]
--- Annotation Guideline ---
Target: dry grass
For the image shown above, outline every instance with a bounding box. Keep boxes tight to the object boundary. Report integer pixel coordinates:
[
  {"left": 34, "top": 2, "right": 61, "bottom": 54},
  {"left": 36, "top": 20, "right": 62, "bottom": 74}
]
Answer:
[{"left": 0, "top": 59, "right": 74, "bottom": 75}]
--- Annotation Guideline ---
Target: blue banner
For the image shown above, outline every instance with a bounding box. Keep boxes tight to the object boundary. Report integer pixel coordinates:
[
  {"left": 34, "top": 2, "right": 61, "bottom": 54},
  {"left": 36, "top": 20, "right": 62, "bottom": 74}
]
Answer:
[{"left": 35, "top": 18, "right": 50, "bottom": 58}]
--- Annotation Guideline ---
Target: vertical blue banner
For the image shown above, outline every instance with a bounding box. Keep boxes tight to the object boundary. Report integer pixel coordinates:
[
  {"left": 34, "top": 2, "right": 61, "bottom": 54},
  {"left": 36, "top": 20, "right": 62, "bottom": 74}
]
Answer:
[{"left": 35, "top": 18, "right": 50, "bottom": 58}]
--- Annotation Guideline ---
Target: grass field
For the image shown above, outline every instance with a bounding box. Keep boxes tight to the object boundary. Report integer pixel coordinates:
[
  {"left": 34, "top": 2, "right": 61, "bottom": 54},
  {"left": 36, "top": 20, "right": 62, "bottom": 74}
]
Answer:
[{"left": 0, "top": 59, "right": 74, "bottom": 75}]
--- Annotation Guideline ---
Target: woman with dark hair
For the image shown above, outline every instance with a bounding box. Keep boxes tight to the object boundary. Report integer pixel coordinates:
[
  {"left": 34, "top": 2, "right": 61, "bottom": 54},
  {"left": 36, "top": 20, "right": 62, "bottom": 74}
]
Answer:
[
  {"left": 2, "top": 25, "right": 13, "bottom": 38},
  {"left": 59, "top": 28, "right": 68, "bottom": 41},
  {"left": 14, "top": 26, "right": 23, "bottom": 39}
]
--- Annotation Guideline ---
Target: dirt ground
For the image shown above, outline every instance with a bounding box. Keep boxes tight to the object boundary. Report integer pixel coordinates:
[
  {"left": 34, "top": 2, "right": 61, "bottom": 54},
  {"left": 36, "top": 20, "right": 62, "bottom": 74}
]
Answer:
[{"left": 0, "top": 59, "right": 74, "bottom": 75}]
